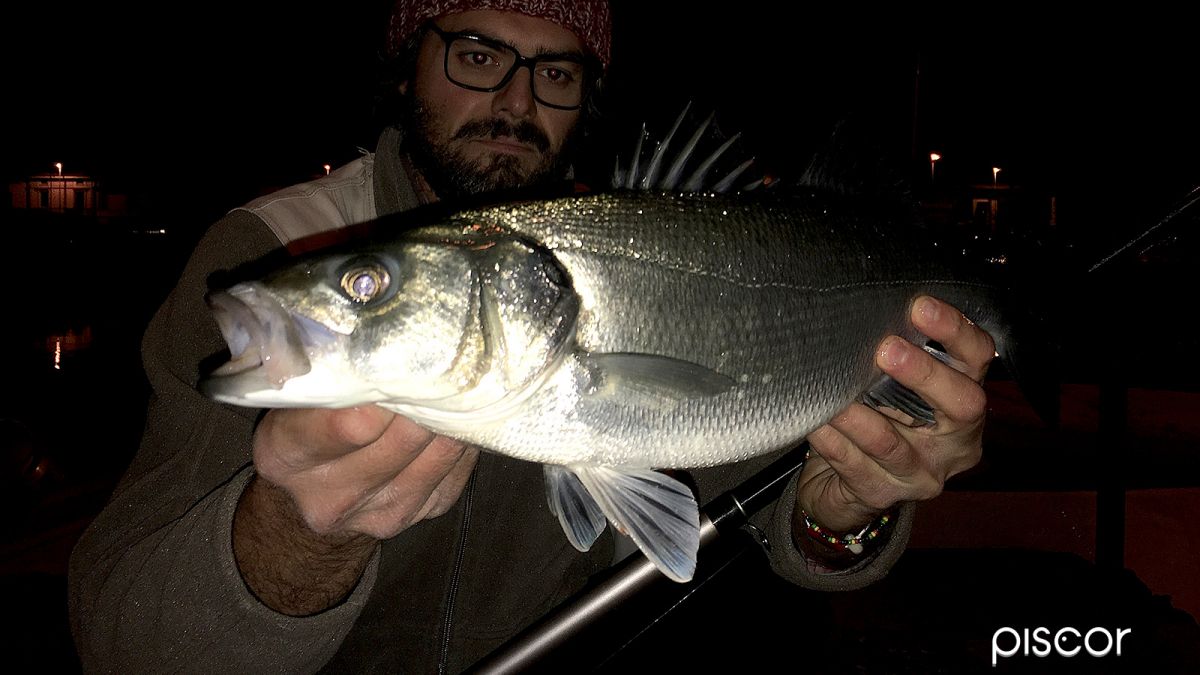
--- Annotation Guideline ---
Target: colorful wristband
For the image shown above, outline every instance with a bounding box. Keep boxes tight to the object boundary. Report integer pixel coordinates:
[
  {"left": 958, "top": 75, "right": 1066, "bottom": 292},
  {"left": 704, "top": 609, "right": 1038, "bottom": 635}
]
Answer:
[{"left": 802, "top": 510, "right": 893, "bottom": 555}]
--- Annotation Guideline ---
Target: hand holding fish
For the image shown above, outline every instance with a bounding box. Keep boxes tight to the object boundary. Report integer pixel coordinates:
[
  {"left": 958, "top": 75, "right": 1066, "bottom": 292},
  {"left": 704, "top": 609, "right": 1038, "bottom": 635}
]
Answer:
[
  {"left": 232, "top": 406, "right": 479, "bottom": 614},
  {"left": 252, "top": 405, "right": 478, "bottom": 538},
  {"left": 798, "top": 296, "right": 992, "bottom": 540}
]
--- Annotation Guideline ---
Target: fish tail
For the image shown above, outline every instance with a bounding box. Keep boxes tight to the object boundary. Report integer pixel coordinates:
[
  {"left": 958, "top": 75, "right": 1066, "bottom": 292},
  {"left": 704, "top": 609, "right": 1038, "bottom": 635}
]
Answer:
[{"left": 936, "top": 283, "right": 1061, "bottom": 428}]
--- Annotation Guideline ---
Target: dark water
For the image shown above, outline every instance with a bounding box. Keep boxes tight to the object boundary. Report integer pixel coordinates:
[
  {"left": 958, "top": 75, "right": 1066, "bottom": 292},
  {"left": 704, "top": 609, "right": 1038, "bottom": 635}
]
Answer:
[
  {"left": 0, "top": 207, "right": 199, "bottom": 670},
  {"left": 1, "top": 210, "right": 197, "bottom": 523}
]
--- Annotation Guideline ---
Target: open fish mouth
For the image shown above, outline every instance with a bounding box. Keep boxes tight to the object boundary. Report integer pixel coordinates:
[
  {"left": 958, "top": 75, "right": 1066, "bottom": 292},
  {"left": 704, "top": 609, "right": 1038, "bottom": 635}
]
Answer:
[{"left": 201, "top": 283, "right": 318, "bottom": 400}]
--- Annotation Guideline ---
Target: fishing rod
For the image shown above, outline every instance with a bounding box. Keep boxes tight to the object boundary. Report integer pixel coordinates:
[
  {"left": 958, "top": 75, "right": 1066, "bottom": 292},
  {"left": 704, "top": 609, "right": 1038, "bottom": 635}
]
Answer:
[
  {"left": 465, "top": 443, "right": 809, "bottom": 674},
  {"left": 1087, "top": 185, "right": 1200, "bottom": 274}
]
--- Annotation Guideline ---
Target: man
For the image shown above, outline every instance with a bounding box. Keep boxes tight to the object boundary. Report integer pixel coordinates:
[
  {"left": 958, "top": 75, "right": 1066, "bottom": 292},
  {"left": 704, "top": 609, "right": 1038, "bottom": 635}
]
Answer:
[{"left": 68, "top": 1, "right": 993, "bottom": 672}]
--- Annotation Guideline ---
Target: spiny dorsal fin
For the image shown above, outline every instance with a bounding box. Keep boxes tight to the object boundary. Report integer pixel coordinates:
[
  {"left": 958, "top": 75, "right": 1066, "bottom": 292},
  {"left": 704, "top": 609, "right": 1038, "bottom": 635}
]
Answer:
[{"left": 612, "top": 103, "right": 764, "bottom": 194}]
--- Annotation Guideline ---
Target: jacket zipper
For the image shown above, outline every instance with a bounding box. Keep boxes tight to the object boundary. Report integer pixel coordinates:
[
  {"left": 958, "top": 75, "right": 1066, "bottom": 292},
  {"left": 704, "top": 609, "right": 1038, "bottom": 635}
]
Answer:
[{"left": 438, "top": 470, "right": 478, "bottom": 674}]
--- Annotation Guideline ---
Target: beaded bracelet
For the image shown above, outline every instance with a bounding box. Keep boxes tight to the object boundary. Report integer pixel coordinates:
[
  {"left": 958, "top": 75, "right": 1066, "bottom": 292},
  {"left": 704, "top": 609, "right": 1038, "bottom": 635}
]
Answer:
[{"left": 802, "top": 510, "right": 893, "bottom": 555}]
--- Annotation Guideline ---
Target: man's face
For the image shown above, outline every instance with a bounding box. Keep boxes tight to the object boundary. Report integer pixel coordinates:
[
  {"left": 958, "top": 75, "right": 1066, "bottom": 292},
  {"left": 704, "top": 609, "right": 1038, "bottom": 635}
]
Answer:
[{"left": 401, "top": 10, "right": 587, "bottom": 201}]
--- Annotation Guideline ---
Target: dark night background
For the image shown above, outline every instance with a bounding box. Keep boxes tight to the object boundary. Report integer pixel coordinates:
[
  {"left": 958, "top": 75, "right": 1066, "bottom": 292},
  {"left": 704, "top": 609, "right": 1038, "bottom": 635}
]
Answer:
[
  {"left": 3, "top": 2, "right": 1199, "bottom": 671},
  {"left": 6, "top": 4, "right": 1198, "bottom": 236}
]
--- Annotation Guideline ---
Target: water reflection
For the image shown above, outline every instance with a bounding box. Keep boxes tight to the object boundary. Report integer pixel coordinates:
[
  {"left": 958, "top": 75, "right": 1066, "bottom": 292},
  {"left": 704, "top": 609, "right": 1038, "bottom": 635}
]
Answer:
[
  {"left": 1, "top": 209, "right": 195, "bottom": 553},
  {"left": 44, "top": 327, "right": 93, "bottom": 372}
]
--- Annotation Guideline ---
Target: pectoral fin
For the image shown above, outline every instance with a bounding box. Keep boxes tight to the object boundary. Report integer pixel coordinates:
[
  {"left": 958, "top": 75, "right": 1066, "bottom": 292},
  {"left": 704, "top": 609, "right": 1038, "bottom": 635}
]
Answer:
[
  {"left": 583, "top": 353, "right": 735, "bottom": 407},
  {"left": 571, "top": 465, "right": 700, "bottom": 583}
]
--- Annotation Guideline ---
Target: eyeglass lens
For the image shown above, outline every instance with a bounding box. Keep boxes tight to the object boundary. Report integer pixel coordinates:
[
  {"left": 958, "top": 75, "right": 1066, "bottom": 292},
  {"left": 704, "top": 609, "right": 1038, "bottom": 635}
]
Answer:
[{"left": 444, "top": 36, "right": 586, "bottom": 109}]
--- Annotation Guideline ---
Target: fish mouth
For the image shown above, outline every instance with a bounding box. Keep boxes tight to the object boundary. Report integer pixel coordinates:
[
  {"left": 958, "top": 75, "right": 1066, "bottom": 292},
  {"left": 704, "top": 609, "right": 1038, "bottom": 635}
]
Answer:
[{"left": 200, "top": 283, "right": 326, "bottom": 401}]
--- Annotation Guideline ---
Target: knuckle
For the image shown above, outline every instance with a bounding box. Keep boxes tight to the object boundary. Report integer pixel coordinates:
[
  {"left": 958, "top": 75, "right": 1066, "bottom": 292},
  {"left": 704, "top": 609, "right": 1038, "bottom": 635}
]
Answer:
[
  {"left": 977, "top": 327, "right": 997, "bottom": 356},
  {"left": 948, "top": 443, "right": 984, "bottom": 476},
  {"left": 251, "top": 440, "right": 292, "bottom": 483},
  {"left": 328, "top": 408, "right": 379, "bottom": 447},
  {"left": 913, "top": 478, "right": 944, "bottom": 502},
  {"left": 378, "top": 417, "right": 436, "bottom": 455},
  {"left": 806, "top": 426, "right": 844, "bottom": 460},
  {"left": 871, "top": 432, "right": 908, "bottom": 465},
  {"left": 954, "top": 383, "right": 989, "bottom": 419},
  {"left": 427, "top": 435, "right": 468, "bottom": 460}
]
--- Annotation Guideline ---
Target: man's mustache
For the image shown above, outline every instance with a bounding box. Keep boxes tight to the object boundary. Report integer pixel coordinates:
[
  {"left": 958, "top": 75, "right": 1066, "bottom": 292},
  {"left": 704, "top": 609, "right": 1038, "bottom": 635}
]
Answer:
[{"left": 453, "top": 118, "right": 551, "bottom": 153}]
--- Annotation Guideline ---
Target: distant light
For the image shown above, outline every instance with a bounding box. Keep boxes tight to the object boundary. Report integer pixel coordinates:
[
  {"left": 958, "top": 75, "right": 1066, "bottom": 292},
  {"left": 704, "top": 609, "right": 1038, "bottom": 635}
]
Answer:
[
  {"left": 930, "top": 153, "right": 941, "bottom": 162},
  {"left": 54, "top": 339, "right": 61, "bottom": 370},
  {"left": 55, "top": 162, "right": 62, "bottom": 176},
  {"left": 324, "top": 164, "right": 331, "bottom": 175}
]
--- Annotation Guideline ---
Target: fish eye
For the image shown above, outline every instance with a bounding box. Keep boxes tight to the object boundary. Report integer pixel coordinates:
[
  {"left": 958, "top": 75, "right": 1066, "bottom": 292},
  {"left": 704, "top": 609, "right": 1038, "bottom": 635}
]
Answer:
[{"left": 339, "top": 265, "right": 390, "bottom": 303}]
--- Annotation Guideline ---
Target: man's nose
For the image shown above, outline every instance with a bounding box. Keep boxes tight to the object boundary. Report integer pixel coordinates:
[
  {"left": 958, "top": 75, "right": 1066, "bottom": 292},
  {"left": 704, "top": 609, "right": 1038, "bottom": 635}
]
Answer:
[{"left": 492, "top": 65, "right": 536, "bottom": 119}]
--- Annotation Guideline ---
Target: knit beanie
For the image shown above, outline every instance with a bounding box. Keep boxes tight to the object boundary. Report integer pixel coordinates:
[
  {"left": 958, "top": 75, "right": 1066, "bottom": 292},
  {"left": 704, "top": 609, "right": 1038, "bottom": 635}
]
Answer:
[{"left": 385, "top": 0, "right": 612, "bottom": 66}]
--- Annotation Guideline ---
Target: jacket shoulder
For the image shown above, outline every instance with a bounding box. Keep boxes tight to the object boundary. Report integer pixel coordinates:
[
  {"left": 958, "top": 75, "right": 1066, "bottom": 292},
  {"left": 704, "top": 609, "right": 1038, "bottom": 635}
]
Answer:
[{"left": 236, "top": 155, "right": 378, "bottom": 245}]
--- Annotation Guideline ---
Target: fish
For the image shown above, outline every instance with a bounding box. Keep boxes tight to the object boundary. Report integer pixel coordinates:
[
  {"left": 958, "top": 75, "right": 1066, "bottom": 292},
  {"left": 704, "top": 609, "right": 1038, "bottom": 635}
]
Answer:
[{"left": 200, "top": 112, "right": 1057, "bottom": 583}]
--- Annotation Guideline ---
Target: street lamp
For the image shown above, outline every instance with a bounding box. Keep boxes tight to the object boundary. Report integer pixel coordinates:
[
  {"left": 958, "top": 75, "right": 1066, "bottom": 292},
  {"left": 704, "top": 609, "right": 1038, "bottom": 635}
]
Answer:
[
  {"left": 54, "top": 162, "right": 63, "bottom": 211},
  {"left": 929, "top": 152, "right": 941, "bottom": 182},
  {"left": 992, "top": 166, "right": 1001, "bottom": 188},
  {"left": 324, "top": 164, "right": 331, "bottom": 175}
]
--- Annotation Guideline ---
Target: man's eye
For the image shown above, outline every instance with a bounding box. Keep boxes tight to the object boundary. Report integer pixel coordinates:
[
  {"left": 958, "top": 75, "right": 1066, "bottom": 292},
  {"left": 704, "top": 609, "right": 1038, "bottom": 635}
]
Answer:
[
  {"left": 464, "top": 52, "right": 495, "bottom": 67},
  {"left": 538, "top": 66, "right": 576, "bottom": 86}
]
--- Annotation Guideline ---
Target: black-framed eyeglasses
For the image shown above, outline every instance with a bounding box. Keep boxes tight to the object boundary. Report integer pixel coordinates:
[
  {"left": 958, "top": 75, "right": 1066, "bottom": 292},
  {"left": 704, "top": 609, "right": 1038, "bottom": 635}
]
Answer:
[{"left": 427, "top": 24, "right": 593, "bottom": 111}]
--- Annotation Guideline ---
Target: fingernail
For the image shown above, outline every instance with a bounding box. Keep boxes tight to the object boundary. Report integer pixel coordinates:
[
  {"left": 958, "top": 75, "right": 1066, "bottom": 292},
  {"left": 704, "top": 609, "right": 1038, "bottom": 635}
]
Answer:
[
  {"left": 880, "top": 336, "right": 912, "bottom": 368},
  {"left": 916, "top": 296, "right": 940, "bottom": 323}
]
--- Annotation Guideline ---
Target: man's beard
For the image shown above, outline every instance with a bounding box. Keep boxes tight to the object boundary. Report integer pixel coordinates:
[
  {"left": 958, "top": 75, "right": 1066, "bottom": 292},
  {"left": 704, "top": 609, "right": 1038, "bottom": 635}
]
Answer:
[{"left": 400, "top": 95, "right": 577, "bottom": 202}]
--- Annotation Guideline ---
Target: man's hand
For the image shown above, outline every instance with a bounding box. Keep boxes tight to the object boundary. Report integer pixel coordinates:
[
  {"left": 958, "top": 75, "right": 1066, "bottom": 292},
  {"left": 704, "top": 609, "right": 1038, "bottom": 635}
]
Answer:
[
  {"left": 798, "top": 295, "right": 993, "bottom": 536},
  {"left": 233, "top": 406, "right": 479, "bottom": 615},
  {"left": 253, "top": 406, "right": 478, "bottom": 538}
]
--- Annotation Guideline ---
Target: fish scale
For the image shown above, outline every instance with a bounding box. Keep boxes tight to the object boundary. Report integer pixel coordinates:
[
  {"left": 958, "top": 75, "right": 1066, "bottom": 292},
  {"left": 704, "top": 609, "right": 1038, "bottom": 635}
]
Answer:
[{"left": 435, "top": 191, "right": 970, "bottom": 467}]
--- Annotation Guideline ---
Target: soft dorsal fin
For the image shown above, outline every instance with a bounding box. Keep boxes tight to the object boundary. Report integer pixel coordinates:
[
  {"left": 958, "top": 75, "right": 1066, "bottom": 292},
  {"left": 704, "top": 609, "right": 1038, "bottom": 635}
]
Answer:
[{"left": 796, "top": 115, "right": 913, "bottom": 204}]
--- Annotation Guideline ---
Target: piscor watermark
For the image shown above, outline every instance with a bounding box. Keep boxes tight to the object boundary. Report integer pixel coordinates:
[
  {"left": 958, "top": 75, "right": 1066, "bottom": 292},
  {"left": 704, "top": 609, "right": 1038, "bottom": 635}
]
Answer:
[{"left": 991, "top": 626, "right": 1132, "bottom": 666}]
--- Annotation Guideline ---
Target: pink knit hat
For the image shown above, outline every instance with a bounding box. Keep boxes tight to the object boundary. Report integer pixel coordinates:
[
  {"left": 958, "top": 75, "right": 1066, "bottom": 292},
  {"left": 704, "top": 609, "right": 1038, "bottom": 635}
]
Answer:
[{"left": 385, "top": 0, "right": 612, "bottom": 67}]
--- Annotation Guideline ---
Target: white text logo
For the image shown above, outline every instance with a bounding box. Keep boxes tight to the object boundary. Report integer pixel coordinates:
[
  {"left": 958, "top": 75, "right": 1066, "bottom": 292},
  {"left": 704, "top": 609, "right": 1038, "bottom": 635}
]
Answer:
[{"left": 991, "top": 626, "right": 1131, "bottom": 666}]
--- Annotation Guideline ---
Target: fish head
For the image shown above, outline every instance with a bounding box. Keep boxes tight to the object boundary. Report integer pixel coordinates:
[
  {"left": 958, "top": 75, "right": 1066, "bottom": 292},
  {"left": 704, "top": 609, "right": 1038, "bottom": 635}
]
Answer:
[{"left": 200, "top": 227, "right": 579, "bottom": 414}]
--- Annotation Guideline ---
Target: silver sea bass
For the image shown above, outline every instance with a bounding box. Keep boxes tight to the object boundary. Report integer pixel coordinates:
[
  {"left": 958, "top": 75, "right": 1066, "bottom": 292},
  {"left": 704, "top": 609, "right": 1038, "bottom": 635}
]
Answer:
[{"left": 201, "top": 188, "right": 1042, "bottom": 582}]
